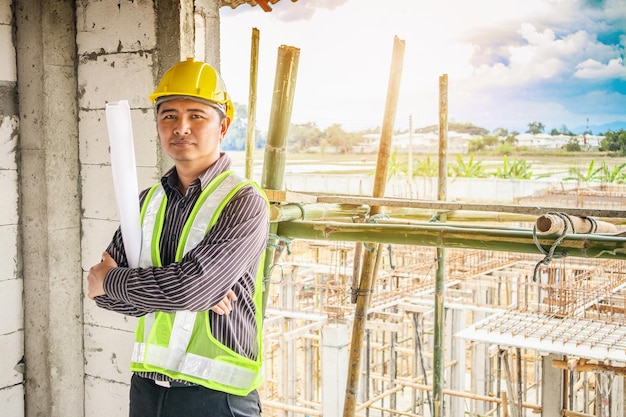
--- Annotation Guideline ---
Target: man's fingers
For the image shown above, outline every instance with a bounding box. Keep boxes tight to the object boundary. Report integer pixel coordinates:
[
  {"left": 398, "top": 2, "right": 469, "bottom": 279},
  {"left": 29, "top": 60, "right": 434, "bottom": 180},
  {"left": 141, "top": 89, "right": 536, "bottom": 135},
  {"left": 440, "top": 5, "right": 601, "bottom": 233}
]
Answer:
[{"left": 211, "top": 306, "right": 225, "bottom": 315}]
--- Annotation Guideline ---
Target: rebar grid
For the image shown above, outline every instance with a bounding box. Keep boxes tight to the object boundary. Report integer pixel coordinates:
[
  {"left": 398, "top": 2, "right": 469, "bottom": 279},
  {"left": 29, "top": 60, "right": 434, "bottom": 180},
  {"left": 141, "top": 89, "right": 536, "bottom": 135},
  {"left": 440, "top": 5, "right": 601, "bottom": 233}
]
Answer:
[{"left": 261, "top": 238, "right": 626, "bottom": 416}]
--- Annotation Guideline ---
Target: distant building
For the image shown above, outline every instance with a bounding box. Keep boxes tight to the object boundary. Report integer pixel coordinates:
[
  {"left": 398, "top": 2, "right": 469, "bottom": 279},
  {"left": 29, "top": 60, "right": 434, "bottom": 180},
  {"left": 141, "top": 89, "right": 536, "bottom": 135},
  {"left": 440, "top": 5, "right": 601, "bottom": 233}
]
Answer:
[
  {"left": 358, "top": 131, "right": 475, "bottom": 154},
  {"left": 515, "top": 133, "right": 604, "bottom": 150},
  {"left": 354, "top": 131, "right": 605, "bottom": 153}
]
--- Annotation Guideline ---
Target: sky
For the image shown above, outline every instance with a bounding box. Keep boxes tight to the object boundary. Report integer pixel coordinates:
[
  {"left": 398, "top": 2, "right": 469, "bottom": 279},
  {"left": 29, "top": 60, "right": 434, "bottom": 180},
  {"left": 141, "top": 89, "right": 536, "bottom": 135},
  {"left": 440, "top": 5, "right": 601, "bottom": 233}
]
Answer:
[{"left": 219, "top": 0, "right": 626, "bottom": 134}]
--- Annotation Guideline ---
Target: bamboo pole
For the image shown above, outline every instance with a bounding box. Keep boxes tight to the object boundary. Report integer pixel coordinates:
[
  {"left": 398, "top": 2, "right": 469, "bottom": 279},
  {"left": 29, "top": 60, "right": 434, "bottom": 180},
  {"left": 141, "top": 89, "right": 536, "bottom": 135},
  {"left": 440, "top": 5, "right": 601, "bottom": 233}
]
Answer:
[
  {"left": 437, "top": 75, "right": 448, "bottom": 203},
  {"left": 343, "top": 35, "right": 405, "bottom": 417},
  {"left": 269, "top": 203, "right": 370, "bottom": 222},
  {"left": 275, "top": 220, "right": 626, "bottom": 260},
  {"left": 260, "top": 45, "right": 300, "bottom": 315},
  {"left": 433, "top": 73, "right": 448, "bottom": 417},
  {"left": 261, "top": 45, "right": 300, "bottom": 191},
  {"left": 269, "top": 200, "right": 626, "bottom": 225},
  {"left": 313, "top": 194, "right": 626, "bottom": 220},
  {"left": 536, "top": 213, "right": 618, "bottom": 234},
  {"left": 245, "top": 27, "right": 260, "bottom": 180}
]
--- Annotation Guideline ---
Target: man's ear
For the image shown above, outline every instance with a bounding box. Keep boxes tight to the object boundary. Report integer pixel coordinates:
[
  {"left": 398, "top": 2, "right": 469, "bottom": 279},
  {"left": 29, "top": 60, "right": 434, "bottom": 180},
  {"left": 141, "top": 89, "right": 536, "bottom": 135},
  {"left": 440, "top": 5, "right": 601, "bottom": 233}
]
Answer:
[{"left": 220, "top": 117, "right": 231, "bottom": 139}]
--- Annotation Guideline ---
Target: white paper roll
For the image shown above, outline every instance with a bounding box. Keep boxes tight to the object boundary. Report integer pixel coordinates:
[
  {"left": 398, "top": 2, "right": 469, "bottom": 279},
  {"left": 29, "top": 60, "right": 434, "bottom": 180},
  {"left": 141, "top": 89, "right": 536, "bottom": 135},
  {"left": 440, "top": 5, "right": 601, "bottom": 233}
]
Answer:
[{"left": 105, "top": 100, "right": 141, "bottom": 268}]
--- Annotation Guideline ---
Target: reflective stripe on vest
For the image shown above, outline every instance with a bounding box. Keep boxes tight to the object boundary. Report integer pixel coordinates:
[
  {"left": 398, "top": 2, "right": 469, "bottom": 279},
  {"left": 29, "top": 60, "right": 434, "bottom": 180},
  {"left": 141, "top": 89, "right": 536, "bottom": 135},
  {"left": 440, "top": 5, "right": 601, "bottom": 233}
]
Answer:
[{"left": 132, "top": 171, "right": 259, "bottom": 390}]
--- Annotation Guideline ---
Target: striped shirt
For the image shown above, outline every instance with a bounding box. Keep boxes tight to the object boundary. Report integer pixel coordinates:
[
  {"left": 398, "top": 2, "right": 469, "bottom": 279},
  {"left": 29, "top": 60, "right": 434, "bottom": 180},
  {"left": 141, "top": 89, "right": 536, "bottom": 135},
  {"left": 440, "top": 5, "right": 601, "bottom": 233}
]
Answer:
[{"left": 95, "top": 152, "right": 269, "bottom": 381}]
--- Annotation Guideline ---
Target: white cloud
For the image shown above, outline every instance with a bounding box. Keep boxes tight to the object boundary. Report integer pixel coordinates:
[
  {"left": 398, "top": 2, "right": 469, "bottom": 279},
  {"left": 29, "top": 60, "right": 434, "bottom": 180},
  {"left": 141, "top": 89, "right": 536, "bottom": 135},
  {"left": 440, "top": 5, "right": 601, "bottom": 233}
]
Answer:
[
  {"left": 575, "top": 57, "right": 626, "bottom": 79},
  {"left": 219, "top": 0, "right": 626, "bottom": 133}
]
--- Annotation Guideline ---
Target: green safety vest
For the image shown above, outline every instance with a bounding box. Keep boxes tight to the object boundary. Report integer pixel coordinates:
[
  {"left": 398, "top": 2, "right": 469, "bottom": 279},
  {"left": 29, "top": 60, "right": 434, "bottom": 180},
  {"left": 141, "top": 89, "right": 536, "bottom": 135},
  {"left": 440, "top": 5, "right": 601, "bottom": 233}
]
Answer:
[{"left": 129, "top": 170, "right": 267, "bottom": 396}]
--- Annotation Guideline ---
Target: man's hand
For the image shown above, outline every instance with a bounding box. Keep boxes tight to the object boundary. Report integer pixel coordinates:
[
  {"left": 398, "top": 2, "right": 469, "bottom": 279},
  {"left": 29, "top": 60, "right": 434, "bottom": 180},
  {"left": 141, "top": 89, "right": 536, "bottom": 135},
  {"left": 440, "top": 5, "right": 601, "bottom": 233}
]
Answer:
[
  {"left": 211, "top": 289, "right": 237, "bottom": 315},
  {"left": 87, "top": 251, "right": 117, "bottom": 300}
]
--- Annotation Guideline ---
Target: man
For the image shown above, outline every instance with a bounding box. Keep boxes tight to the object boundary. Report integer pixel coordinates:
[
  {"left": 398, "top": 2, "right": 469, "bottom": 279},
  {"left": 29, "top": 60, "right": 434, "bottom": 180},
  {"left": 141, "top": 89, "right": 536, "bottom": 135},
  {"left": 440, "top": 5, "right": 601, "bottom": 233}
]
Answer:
[{"left": 87, "top": 57, "right": 268, "bottom": 417}]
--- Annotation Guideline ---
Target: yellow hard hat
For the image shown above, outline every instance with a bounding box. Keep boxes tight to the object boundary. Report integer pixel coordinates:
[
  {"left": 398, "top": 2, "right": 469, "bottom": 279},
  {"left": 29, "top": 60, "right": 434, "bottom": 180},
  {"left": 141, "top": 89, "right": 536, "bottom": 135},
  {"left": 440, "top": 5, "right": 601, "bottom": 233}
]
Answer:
[{"left": 149, "top": 57, "right": 234, "bottom": 120}]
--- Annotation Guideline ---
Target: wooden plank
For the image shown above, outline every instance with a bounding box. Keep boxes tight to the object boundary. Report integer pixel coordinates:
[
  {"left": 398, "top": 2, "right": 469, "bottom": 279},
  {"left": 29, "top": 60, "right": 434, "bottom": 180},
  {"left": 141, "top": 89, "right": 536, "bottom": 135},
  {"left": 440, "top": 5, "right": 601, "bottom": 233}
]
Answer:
[{"left": 364, "top": 320, "right": 403, "bottom": 333}]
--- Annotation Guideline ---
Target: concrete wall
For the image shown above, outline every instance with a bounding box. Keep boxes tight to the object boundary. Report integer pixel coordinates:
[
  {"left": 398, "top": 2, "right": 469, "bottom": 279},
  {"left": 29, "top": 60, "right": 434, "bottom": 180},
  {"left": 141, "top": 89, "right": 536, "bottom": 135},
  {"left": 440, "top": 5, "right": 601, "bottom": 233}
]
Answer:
[
  {"left": 284, "top": 173, "right": 562, "bottom": 203},
  {"left": 16, "top": 2, "right": 84, "bottom": 416},
  {"left": 77, "top": 2, "right": 163, "bottom": 415},
  {"left": 6, "top": 0, "right": 221, "bottom": 416},
  {"left": 0, "top": 1, "right": 24, "bottom": 416},
  {"left": 77, "top": 1, "right": 197, "bottom": 416}
]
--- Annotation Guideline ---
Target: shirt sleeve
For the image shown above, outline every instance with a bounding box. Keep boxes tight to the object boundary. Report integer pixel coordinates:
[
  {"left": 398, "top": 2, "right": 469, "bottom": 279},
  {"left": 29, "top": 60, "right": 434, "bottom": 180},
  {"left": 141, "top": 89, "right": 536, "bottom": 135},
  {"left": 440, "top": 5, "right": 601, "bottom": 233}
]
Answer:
[
  {"left": 93, "top": 226, "right": 152, "bottom": 317},
  {"left": 102, "top": 186, "right": 269, "bottom": 313}
]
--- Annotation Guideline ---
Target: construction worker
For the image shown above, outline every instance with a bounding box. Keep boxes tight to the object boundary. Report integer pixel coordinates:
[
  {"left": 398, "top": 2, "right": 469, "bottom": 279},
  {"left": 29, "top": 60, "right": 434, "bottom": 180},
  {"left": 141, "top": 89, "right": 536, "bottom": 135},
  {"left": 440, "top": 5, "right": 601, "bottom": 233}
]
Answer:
[{"left": 87, "top": 58, "right": 269, "bottom": 417}]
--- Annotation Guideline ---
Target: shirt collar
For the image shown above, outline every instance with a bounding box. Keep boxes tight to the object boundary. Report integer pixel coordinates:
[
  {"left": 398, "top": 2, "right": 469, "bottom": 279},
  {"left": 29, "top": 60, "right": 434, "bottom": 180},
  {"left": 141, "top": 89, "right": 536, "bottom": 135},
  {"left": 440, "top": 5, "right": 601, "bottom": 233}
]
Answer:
[{"left": 162, "top": 152, "right": 233, "bottom": 195}]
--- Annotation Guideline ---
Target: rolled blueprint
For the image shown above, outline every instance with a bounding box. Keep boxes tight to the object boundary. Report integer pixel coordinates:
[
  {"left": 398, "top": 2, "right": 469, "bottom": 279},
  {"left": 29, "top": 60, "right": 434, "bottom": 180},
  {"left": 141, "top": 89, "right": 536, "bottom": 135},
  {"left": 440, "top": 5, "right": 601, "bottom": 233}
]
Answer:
[{"left": 105, "top": 100, "right": 141, "bottom": 268}]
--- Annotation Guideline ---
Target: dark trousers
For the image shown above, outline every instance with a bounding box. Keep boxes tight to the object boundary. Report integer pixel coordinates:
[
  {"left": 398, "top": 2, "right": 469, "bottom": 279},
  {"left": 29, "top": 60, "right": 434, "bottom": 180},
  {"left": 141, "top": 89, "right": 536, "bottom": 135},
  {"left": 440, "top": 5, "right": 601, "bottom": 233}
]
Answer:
[{"left": 129, "top": 374, "right": 262, "bottom": 417}]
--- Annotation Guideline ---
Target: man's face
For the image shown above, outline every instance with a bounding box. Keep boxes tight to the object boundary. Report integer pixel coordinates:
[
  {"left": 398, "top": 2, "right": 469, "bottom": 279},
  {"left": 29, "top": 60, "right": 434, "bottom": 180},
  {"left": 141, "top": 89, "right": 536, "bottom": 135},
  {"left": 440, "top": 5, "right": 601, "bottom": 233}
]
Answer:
[{"left": 156, "top": 98, "right": 230, "bottom": 168}]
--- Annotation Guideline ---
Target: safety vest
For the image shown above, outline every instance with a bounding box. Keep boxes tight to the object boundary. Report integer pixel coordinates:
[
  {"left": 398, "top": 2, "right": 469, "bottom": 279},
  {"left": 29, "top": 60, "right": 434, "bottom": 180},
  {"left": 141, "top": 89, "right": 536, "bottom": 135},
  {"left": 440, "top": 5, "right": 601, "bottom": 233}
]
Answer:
[{"left": 129, "top": 170, "right": 267, "bottom": 396}]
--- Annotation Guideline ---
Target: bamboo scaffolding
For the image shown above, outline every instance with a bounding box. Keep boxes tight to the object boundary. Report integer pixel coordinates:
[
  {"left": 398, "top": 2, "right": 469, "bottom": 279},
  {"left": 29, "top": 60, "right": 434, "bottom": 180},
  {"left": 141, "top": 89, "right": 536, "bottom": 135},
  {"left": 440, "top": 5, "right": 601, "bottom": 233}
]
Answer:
[
  {"left": 260, "top": 44, "right": 300, "bottom": 315},
  {"left": 343, "top": 35, "right": 405, "bottom": 417},
  {"left": 275, "top": 220, "right": 626, "bottom": 260},
  {"left": 245, "top": 27, "right": 260, "bottom": 180},
  {"left": 269, "top": 200, "right": 626, "bottom": 225},
  {"left": 311, "top": 194, "right": 626, "bottom": 221},
  {"left": 433, "top": 73, "right": 448, "bottom": 417},
  {"left": 536, "top": 213, "right": 618, "bottom": 234}
]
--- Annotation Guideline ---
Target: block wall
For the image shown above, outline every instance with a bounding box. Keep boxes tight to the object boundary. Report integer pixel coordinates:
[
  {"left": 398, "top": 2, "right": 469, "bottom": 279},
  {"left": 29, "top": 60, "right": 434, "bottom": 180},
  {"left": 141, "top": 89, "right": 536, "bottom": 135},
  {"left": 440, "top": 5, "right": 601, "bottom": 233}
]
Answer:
[{"left": 76, "top": 2, "right": 162, "bottom": 416}]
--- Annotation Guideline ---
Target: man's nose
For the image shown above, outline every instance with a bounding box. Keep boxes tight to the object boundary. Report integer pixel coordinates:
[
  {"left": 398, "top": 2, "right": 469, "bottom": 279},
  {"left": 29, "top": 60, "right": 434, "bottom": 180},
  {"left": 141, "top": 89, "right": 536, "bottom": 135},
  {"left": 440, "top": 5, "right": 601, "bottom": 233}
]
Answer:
[{"left": 174, "top": 116, "right": 191, "bottom": 135}]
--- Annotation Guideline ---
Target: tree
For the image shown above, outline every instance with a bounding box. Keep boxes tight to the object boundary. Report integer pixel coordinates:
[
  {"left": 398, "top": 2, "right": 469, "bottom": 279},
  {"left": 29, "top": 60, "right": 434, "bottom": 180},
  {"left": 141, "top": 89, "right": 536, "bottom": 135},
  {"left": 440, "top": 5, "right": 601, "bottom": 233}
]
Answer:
[
  {"left": 563, "top": 160, "right": 601, "bottom": 182},
  {"left": 492, "top": 127, "right": 509, "bottom": 137},
  {"left": 288, "top": 122, "right": 323, "bottom": 152},
  {"left": 597, "top": 160, "right": 626, "bottom": 183},
  {"left": 494, "top": 156, "right": 533, "bottom": 179},
  {"left": 526, "top": 121, "right": 545, "bottom": 134},
  {"left": 449, "top": 154, "right": 487, "bottom": 178},
  {"left": 324, "top": 124, "right": 360, "bottom": 154},
  {"left": 560, "top": 125, "right": 573, "bottom": 136},
  {"left": 504, "top": 131, "right": 518, "bottom": 145},
  {"left": 222, "top": 102, "right": 266, "bottom": 151},
  {"left": 600, "top": 129, "right": 626, "bottom": 155},
  {"left": 564, "top": 138, "right": 581, "bottom": 152}
]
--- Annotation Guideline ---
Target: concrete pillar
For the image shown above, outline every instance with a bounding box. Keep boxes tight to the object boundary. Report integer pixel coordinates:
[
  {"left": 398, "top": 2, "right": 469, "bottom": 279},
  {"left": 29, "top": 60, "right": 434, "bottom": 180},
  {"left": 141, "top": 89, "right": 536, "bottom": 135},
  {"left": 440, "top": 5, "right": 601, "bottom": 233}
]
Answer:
[
  {"left": 471, "top": 290, "right": 490, "bottom": 416},
  {"left": 154, "top": 0, "right": 195, "bottom": 174},
  {"left": 612, "top": 374, "right": 622, "bottom": 417},
  {"left": 449, "top": 308, "right": 466, "bottom": 416},
  {"left": 196, "top": 0, "right": 221, "bottom": 68},
  {"left": 322, "top": 322, "right": 349, "bottom": 416},
  {"left": 15, "top": 1, "right": 84, "bottom": 416},
  {"left": 0, "top": 1, "right": 23, "bottom": 416},
  {"left": 541, "top": 354, "right": 563, "bottom": 416},
  {"left": 280, "top": 267, "right": 296, "bottom": 416}
]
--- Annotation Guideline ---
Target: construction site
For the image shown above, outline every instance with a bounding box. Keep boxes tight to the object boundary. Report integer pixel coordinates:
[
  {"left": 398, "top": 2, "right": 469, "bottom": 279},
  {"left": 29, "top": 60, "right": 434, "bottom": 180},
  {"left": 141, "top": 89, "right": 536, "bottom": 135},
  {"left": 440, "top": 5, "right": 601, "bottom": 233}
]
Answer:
[
  {"left": 255, "top": 184, "right": 626, "bottom": 417},
  {"left": 4, "top": 2, "right": 626, "bottom": 417},
  {"left": 244, "top": 37, "right": 626, "bottom": 416}
]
